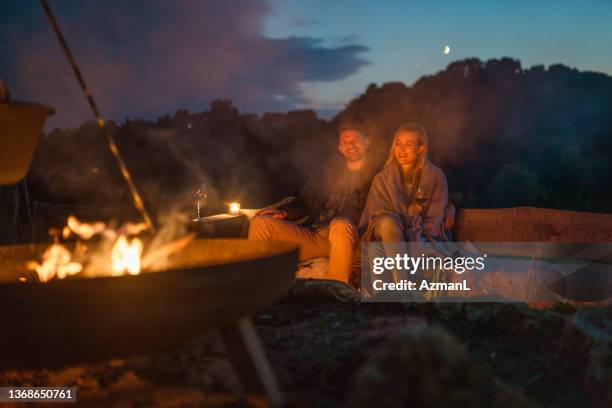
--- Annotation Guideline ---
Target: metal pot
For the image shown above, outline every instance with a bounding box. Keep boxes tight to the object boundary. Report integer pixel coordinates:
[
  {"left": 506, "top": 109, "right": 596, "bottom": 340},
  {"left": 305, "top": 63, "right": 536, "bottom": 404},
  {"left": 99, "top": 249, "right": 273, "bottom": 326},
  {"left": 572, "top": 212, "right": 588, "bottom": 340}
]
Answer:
[{"left": 0, "top": 102, "right": 54, "bottom": 185}]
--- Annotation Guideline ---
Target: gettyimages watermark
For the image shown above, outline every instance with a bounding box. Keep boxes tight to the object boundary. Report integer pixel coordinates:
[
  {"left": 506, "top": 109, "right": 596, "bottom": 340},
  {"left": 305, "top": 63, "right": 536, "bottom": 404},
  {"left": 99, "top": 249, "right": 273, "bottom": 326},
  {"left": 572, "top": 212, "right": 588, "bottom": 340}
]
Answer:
[{"left": 360, "top": 242, "right": 612, "bottom": 303}]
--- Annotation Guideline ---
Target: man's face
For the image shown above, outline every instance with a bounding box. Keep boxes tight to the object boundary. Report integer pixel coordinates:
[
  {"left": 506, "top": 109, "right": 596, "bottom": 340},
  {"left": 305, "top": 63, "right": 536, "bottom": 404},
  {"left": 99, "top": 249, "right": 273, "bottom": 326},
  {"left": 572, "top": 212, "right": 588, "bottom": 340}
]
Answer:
[
  {"left": 393, "top": 131, "right": 424, "bottom": 167},
  {"left": 338, "top": 130, "right": 369, "bottom": 162}
]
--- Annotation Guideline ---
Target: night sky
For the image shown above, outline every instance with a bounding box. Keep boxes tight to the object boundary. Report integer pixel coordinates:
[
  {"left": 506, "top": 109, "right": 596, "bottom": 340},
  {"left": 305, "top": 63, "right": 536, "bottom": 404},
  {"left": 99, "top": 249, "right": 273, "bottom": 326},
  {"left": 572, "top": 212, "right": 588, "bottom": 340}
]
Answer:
[{"left": 1, "top": 0, "right": 611, "bottom": 128}]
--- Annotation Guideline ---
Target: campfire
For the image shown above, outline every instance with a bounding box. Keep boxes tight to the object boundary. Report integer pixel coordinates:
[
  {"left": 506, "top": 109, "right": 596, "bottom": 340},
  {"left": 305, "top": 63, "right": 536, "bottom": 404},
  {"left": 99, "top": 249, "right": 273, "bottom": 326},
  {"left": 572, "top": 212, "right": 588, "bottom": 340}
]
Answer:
[{"left": 24, "top": 215, "right": 194, "bottom": 283}]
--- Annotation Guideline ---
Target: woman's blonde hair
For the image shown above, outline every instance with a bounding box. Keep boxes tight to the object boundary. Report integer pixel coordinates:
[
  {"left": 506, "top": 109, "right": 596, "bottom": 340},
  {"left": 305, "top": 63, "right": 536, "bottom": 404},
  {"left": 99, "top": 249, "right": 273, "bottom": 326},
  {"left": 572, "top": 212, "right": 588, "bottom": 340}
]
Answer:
[{"left": 385, "top": 122, "right": 429, "bottom": 172}]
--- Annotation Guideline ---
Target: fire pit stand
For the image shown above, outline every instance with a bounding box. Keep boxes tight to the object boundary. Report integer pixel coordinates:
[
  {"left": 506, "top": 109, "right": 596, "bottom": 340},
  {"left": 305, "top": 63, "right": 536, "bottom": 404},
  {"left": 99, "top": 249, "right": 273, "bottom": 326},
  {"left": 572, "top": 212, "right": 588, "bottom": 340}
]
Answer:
[
  {"left": 219, "top": 317, "right": 283, "bottom": 405},
  {"left": 0, "top": 239, "right": 298, "bottom": 407}
]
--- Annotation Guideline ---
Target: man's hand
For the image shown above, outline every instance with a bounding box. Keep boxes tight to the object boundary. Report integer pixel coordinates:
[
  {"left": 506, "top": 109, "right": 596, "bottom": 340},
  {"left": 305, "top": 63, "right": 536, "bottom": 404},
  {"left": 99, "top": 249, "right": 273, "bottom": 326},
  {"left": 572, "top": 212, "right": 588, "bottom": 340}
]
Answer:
[
  {"left": 406, "top": 203, "right": 423, "bottom": 216},
  {"left": 256, "top": 208, "right": 288, "bottom": 219}
]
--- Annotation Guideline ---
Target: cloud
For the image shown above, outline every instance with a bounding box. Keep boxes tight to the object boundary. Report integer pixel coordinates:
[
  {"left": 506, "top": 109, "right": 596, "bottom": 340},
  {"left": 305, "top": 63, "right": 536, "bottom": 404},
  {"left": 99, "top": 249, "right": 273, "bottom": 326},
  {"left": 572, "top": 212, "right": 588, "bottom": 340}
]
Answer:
[
  {"left": 0, "top": 0, "right": 369, "bottom": 128},
  {"left": 291, "top": 18, "right": 319, "bottom": 27}
]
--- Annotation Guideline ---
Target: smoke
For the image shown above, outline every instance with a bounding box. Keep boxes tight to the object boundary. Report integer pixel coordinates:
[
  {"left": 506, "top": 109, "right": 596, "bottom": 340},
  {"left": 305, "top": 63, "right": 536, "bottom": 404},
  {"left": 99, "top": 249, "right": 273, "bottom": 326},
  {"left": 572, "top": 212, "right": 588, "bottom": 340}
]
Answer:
[{"left": 133, "top": 107, "right": 339, "bottom": 214}]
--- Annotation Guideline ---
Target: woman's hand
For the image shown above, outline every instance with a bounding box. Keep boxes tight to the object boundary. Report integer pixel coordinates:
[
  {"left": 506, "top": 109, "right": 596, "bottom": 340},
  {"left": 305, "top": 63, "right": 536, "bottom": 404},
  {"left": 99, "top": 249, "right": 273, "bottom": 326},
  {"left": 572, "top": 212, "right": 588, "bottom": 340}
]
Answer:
[{"left": 406, "top": 203, "right": 423, "bottom": 216}]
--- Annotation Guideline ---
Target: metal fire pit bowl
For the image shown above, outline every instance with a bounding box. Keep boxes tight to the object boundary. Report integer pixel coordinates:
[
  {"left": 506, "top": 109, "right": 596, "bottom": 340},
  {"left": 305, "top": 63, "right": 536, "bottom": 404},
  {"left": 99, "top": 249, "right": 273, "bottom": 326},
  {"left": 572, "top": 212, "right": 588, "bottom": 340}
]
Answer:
[
  {"left": 0, "top": 238, "right": 298, "bottom": 405},
  {"left": 0, "top": 238, "right": 297, "bottom": 365},
  {"left": 0, "top": 101, "right": 54, "bottom": 185}
]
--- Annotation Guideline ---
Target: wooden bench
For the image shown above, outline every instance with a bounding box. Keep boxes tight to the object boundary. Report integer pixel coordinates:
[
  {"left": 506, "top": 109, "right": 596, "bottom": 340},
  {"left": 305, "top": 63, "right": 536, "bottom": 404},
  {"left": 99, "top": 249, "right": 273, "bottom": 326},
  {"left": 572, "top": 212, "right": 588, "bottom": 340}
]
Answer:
[
  {"left": 454, "top": 207, "right": 612, "bottom": 243},
  {"left": 192, "top": 206, "right": 612, "bottom": 243}
]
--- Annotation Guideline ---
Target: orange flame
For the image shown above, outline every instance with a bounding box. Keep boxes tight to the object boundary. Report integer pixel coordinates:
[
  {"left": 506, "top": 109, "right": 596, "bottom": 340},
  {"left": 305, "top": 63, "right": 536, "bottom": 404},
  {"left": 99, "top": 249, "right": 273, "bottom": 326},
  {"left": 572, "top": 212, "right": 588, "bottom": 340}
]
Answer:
[
  {"left": 67, "top": 215, "right": 106, "bottom": 240},
  {"left": 111, "top": 235, "right": 143, "bottom": 276},
  {"left": 26, "top": 243, "right": 83, "bottom": 282},
  {"left": 28, "top": 215, "right": 191, "bottom": 283}
]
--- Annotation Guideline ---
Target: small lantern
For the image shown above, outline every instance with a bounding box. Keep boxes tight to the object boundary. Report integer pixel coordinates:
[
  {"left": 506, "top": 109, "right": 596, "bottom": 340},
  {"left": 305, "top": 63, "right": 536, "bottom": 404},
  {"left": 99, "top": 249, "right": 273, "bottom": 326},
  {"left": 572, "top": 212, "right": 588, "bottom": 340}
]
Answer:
[{"left": 228, "top": 202, "right": 241, "bottom": 215}]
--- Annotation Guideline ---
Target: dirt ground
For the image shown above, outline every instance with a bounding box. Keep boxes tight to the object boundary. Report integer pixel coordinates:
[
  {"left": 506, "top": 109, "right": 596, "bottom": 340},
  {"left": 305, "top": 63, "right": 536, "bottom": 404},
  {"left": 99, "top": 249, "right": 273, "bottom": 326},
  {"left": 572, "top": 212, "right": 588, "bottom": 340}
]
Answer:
[{"left": 0, "top": 294, "right": 609, "bottom": 407}]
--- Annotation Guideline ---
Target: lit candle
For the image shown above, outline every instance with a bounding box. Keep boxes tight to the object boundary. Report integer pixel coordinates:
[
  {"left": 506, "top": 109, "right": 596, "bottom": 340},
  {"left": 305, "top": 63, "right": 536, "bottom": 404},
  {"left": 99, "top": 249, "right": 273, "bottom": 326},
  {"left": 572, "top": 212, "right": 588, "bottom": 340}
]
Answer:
[{"left": 228, "top": 202, "right": 241, "bottom": 215}]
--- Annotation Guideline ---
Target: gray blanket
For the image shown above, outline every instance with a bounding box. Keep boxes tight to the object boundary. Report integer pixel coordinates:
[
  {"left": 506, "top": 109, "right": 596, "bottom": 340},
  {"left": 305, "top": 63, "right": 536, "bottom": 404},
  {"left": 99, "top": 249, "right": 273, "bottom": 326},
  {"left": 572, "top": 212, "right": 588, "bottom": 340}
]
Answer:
[{"left": 359, "top": 161, "right": 449, "bottom": 242}]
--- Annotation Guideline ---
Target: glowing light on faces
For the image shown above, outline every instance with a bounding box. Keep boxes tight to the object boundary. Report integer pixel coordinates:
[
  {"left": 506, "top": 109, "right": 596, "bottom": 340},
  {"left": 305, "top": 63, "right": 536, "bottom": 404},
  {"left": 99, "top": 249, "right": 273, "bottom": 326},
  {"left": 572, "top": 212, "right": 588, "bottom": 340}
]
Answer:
[
  {"left": 338, "top": 130, "right": 367, "bottom": 162},
  {"left": 394, "top": 131, "right": 421, "bottom": 167}
]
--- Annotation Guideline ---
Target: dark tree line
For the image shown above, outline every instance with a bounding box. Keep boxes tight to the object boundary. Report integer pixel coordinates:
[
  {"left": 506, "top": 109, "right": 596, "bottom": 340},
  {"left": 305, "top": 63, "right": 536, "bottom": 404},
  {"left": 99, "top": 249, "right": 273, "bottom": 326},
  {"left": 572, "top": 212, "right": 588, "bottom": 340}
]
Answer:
[
  {"left": 28, "top": 100, "right": 336, "bottom": 217},
  {"left": 337, "top": 58, "right": 612, "bottom": 211},
  {"left": 25, "top": 58, "right": 612, "bottom": 220}
]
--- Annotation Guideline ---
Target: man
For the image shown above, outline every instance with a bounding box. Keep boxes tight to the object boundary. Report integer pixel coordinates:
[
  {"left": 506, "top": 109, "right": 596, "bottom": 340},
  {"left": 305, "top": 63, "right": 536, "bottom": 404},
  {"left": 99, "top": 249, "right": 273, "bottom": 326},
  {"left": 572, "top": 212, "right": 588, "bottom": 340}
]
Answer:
[{"left": 248, "top": 123, "right": 377, "bottom": 284}]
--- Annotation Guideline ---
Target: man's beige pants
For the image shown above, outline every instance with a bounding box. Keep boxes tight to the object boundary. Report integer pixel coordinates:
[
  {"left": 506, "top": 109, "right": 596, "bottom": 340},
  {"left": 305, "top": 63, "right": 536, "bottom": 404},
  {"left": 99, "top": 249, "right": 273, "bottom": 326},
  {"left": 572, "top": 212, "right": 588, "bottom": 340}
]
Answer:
[{"left": 248, "top": 215, "right": 358, "bottom": 283}]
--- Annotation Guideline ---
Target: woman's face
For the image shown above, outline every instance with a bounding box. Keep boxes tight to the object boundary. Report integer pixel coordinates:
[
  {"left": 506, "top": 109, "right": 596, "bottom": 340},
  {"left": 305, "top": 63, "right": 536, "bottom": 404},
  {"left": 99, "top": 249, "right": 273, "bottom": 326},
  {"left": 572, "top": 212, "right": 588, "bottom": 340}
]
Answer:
[{"left": 393, "top": 131, "right": 423, "bottom": 167}]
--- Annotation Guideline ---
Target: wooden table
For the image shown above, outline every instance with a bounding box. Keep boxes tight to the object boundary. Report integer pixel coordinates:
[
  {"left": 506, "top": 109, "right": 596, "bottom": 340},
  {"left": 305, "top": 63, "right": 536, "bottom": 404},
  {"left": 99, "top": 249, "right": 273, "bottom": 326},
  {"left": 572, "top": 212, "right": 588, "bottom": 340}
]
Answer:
[{"left": 191, "top": 212, "right": 255, "bottom": 238}]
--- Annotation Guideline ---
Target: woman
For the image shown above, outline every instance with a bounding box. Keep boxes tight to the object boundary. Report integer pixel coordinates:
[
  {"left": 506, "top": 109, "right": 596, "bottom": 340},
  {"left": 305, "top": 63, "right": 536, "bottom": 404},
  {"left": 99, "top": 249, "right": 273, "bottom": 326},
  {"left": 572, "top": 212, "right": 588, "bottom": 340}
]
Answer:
[{"left": 359, "top": 123, "right": 449, "bottom": 244}]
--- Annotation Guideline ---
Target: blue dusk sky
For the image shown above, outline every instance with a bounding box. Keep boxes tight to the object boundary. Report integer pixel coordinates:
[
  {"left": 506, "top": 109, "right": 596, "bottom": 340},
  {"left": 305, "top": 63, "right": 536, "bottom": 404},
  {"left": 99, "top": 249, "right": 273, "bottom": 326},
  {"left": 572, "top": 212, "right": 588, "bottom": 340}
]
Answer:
[{"left": 1, "top": 0, "right": 611, "bottom": 128}]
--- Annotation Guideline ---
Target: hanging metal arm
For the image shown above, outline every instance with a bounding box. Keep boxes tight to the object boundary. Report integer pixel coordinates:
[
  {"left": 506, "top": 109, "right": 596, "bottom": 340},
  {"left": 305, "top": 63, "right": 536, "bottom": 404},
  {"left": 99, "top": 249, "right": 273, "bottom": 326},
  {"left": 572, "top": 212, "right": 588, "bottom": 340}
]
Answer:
[{"left": 39, "top": 0, "right": 156, "bottom": 232}]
